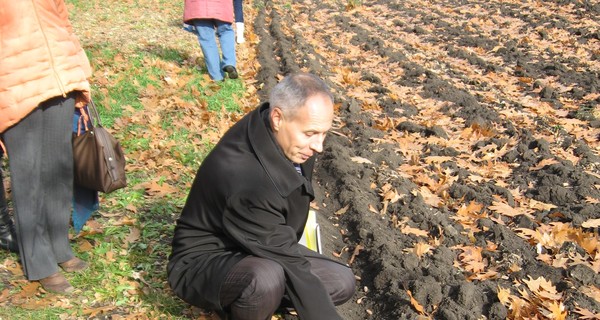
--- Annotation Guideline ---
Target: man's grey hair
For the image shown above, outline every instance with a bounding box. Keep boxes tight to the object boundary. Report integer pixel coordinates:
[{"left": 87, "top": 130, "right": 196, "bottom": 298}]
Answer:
[{"left": 269, "top": 73, "right": 334, "bottom": 119}]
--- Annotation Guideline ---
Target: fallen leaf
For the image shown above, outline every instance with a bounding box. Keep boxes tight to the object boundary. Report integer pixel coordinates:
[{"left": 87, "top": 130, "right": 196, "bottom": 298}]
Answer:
[
  {"left": 350, "top": 156, "right": 373, "bottom": 164},
  {"left": 489, "top": 201, "right": 534, "bottom": 218},
  {"left": 497, "top": 286, "right": 511, "bottom": 305},
  {"left": 400, "top": 225, "right": 429, "bottom": 238},
  {"left": 124, "top": 227, "right": 141, "bottom": 247},
  {"left": 529, "top": 158, "right": 559, "bottom": 171},
  {"left": 581, "top": 218, "right": 600, "bottom": 228},
  {"left": 406, "top": 289, "right": 425, "bottom": 314},
  {"left": 335, "top": 205, "right": 350, "bottom": 216},
  {"left": 573, "top": 306, "right": 600, "bottom": 319},
  {"left": 348, "top": 245, "right": 364, "bottom": 265},
  {"left": 368, "top": 204, "right": 379, "bottom": 214}
]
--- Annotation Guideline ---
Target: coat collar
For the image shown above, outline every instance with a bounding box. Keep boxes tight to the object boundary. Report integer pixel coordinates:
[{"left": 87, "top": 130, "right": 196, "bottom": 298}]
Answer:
[{"left": 248, "top": 103, "right": 315, "bottom": 198}]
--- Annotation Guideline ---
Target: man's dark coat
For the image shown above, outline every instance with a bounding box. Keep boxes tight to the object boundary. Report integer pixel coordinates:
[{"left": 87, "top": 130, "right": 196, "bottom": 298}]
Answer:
[{"left": 167, "top": 103, "right": 344, "bottom": 320}]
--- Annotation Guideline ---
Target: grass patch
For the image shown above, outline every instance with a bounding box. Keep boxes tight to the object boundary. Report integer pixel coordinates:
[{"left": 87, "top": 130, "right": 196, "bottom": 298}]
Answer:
[{"left": 0, "top": 0, "right": 246, "bottom": 318}]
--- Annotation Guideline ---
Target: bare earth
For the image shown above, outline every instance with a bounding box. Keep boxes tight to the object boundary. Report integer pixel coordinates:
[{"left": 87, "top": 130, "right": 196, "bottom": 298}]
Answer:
[{"left": 248, "top": 0, "right": 600, "bottom": 319}]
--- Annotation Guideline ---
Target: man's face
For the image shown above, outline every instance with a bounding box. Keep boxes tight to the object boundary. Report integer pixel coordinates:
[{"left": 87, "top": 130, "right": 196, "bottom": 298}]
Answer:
[{"left": 271, "top": 94, "right": 334, "bottom": 164}]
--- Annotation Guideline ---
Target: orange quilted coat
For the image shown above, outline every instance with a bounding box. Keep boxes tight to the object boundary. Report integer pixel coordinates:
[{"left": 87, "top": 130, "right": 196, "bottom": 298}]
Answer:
[{"left": 0, "top": 0, "right": 92, "bottom": 134}]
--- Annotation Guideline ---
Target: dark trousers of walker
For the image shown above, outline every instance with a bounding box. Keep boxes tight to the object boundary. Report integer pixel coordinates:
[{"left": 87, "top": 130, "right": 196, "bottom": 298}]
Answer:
[
  {"left": 1, "top": 93, "right": 77, "bottom": 280},
  {"left": 219, "top": 254, "right": 356, "bottom": 320}
]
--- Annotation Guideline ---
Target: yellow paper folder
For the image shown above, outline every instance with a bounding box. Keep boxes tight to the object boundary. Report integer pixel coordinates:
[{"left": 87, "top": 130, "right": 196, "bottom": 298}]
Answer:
[{"left": 299, "top": 210, "right": 322, "bottom": 254}]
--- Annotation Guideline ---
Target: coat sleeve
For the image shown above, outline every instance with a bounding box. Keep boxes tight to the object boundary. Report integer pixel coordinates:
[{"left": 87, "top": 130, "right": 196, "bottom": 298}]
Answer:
[
  {"left": 222, "top": 189, "right": 343, "bottom": 320},
  {"left": 54, "top": 0, "right": 93, "bottom": 80}
]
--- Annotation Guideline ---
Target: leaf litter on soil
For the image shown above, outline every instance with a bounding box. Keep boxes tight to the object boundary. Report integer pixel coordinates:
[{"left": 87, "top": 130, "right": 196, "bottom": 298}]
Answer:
[{"left": 1, "top": 0, "right": 600, "bottom": 319}]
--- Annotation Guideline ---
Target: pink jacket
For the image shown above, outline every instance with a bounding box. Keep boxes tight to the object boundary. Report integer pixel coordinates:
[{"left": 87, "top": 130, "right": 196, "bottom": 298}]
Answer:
[
  {"left": 0, "top": 0, "right": 91, "bottom": 133},
  {"left": 183, "top": 0, "right": 234, "bottom": 24}
]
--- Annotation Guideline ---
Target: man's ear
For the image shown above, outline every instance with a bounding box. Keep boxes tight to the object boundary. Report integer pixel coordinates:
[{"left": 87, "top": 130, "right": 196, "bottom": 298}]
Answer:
[{"left": 270, "top": 107, "right": 284, "bottom": 132}]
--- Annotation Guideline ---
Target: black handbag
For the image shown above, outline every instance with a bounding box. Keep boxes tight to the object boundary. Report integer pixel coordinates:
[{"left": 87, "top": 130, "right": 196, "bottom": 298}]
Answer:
[{"left": 72, "top": 100, "right": 127, "bottom": 193}]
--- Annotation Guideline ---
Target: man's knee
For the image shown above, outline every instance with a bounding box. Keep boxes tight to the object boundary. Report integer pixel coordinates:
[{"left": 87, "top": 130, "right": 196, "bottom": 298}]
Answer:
[
  {"left": 244, "top": 259, "right": 285, "bottom": 299},
  {"left": 332, "top": 265, "right": 356, "bottom": 305}
]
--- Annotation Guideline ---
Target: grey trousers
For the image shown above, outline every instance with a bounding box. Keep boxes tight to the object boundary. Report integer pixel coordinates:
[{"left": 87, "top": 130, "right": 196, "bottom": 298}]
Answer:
[
  {"left": 219, "top": 255, "right": 356, "bottom": 320},
  {"left": 1, "top": 94, "right": 76, "bottom": 280}
]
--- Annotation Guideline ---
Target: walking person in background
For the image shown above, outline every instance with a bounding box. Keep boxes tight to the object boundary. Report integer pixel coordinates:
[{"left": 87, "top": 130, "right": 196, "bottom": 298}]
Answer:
[
  {"left": 234, "top": 0, "right": 245, "bottom": 44},
  {"left": 168, "top": 73, "right": 355, "bottom": 320},
  {"left": 0, "top": 0, "right": 91, "bottom": 294},
  {"left": 185, "top": 0, "right": 239, "bottom": 81}
]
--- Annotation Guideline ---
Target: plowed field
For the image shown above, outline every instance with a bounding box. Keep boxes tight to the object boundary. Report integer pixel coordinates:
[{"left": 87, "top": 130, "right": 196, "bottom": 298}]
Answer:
[{"left": 248, "top": 0, "right": 600, "bottom": 319}]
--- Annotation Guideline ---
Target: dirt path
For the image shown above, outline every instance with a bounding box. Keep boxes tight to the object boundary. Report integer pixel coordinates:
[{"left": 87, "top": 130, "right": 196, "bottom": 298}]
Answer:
[{"left": 249, "top": 0, "right": 600, "bottom": 319}]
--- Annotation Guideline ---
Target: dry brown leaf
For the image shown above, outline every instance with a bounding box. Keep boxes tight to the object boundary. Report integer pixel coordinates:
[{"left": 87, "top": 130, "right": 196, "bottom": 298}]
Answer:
[
  {"left": 124, "top": 227, "right": 141, "bottom": 247},
  {"left": 584, "top": 196, "right": 600, "bottom": 204},
  {"left": 581, "top": 218, "right": 600, "bottom": 228},
  {"left": 77, "top": 239, "right": 95, "bottom": 252},
  {"left": 83, "top": 306, "right": 116, "bottom": 317},
  {"left": 348, "top": 244, "right": 364, "bottom": 265},
  {"left": 529, "top": 158, "right": 559, "bottom": 171},
  {"left": 0, "top": 288, "right": 10, "bottom": 303},
  {"left": 541, "top": 301, "right": 567, "bottom": 320},
  {"left": 16, "top": 282, "right": 40, "bottom": 300},
  {"left": 417, "top": 186, "right": 442, "bottom": 208},
  {"left": 400, "top": 225, "right": 429, "bottom": 238},
  {"left": 580, "top": 286, "right": 600, "bottom": 304},
  {"left": 335, "top": 205, "right": 350, "bottom": 216},
  {"left": 424, "top": 156, "right": 453, "bottom": 164},
  {"left": 350, "top": 156, "right": 373, "bottom": 164},
  {"left": 573, "top": 306, "right": 600, "bottom": 319},
  {"left": 404, "top": 242, "right": 433, "bottom": 258},
  {"left": 523, "top": 276, "right": 562, "bottom": 300},
  {"left": 528, "top": 199, "right": 557, "bottom": 211},
  {"left": 489, "top": 201, "right": 534, "bottom": 218},
  {"left": 406, "top": 289, "right": 425, "bottom": 314},
  {"left": 468, "top": 269, "right": 499, "bottom": 281},
  {"left": 381, "top": 188, "right": 403, "bottom": 204},
  {"left": 2, "top": 258, "right": 23, "bottom": 276},
  {"left": 368, "top": 204, "right": 379, "bottom": 214},
  {"left": 497, "top": 286, "right": 511, "bottom": 305}
]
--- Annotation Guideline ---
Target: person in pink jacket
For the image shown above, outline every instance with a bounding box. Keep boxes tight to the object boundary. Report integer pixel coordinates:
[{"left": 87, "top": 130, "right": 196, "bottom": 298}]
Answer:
[
  {"left": 184, "top": 0, "right": 239, "bottom": 81},
  {"left": 0, "top": 0, "right": 91, "bottom": 294}
]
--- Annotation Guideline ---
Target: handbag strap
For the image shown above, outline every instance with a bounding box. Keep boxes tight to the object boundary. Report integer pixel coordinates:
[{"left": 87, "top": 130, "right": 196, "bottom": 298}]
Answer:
[{"left": 88, "top": 99, "right": 104, "bottom": 128}]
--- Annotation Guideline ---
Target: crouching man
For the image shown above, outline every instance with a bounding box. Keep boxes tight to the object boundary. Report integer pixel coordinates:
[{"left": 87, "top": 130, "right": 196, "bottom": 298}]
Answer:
[{"left": 167, "top": 73, "right": 356, "bottom": 320}]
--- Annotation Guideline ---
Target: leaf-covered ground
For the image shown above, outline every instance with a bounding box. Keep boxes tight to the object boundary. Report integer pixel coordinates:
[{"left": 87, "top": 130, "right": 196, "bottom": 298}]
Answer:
[{"left": 2, "top": 0, "right": 600, "bottom": 319}]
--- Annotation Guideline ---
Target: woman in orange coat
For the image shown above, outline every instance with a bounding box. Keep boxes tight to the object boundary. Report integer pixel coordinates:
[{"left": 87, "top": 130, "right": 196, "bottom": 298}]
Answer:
[{"left": 0, "top": 0, "right": 91, "bottom": 293}]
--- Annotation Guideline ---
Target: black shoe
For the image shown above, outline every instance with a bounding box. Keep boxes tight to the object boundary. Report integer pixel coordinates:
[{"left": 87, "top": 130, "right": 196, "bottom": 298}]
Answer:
[
  {"left": 223, "top": 65, "right": 238, "bottom": 79},
  {"left": 0, "top": 208, "right": 18, "bottom": 253}
]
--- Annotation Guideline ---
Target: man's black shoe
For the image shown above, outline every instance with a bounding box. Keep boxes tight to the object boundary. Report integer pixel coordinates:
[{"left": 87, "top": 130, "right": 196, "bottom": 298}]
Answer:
[
  {"left": 0, "top": 208, "right": 18, "bottom": 253},
  {"left": 223, "top": 65, "right": 238, "bottom": 79}
]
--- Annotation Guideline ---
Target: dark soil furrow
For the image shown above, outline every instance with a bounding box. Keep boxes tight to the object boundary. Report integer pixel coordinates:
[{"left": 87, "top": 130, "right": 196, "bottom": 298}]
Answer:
[
  {"left": 252, "top": 1, "right": 600, "bottom": 319},
  {"left": 379, "top": 0, "right": 600, "bottom": 109}
]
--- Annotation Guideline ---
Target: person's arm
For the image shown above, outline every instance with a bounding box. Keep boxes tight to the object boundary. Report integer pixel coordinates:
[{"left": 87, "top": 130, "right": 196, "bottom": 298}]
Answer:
[{"left": 222, "top": 189, "right": 343, "bottom": 320}]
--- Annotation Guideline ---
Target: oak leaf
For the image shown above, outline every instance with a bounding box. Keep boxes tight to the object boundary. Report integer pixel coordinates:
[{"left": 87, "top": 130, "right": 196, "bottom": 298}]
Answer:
[
  {"left": 497, "top": 286, "right": 511, "bottom": 305},
  {"left": 404, "top": 242, "right": 433, "bottom": 258},
  {"left": 489, "top": 201, "right": 534, "bottom": 219},
  {"left": 573, "top": 306, "right": 600, "bottom": 319},
  {"left": 580, "top": 286, "right": 600, "bottom": 304},
  {"left": 540, "top": 301, "right": 567, "bottom": 320}
]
